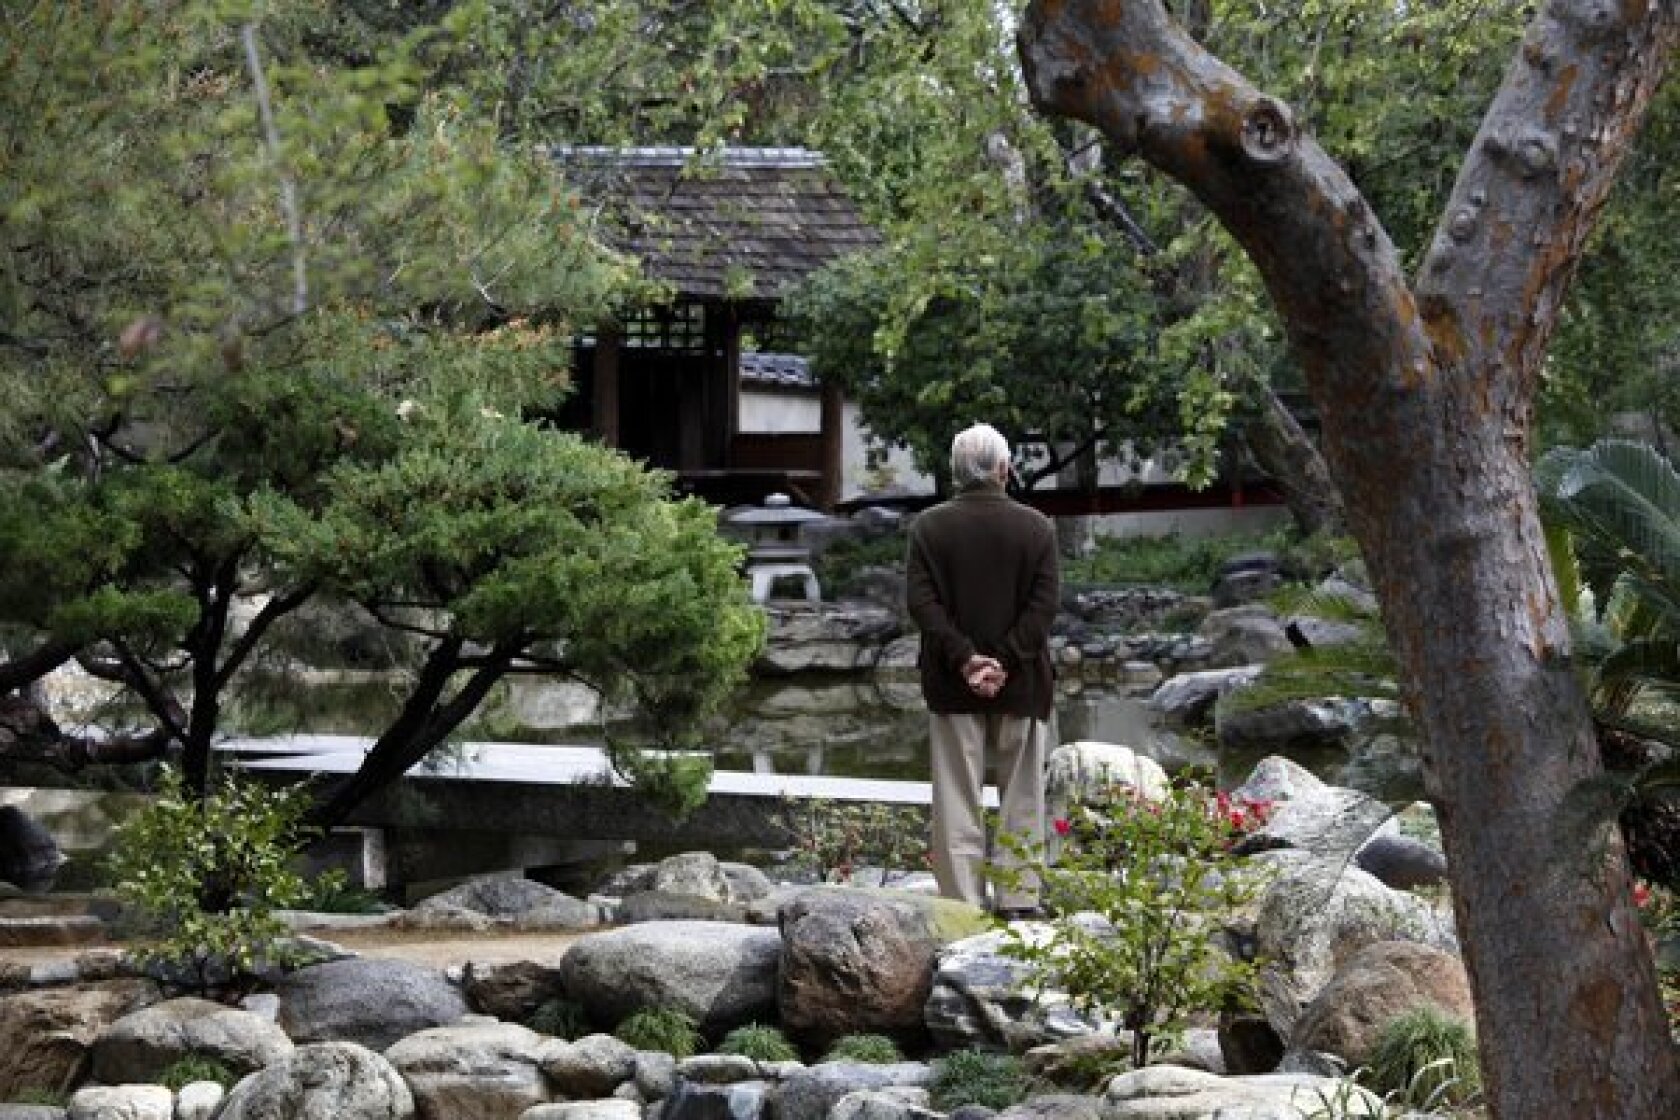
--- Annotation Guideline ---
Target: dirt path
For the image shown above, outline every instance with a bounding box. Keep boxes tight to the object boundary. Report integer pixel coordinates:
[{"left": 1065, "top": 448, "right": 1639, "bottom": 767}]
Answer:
[{"left": 7, "top": 924, "right": 594, "bottom": 971}]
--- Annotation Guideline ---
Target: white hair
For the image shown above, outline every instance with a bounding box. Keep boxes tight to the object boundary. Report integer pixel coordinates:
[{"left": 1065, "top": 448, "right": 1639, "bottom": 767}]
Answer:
[{"left": 950, "top": 423, "right": 1010, "bottom": 487}]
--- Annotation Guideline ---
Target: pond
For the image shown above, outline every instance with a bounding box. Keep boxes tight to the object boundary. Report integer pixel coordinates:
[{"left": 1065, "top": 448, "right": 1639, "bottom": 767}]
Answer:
[{"left": 217, "top": 670, "right": 1415, "bottom": 800}]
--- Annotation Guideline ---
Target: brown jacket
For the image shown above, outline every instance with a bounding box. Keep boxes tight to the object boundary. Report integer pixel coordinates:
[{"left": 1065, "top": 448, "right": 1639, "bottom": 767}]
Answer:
[{"left": 905, "top": 483, "right": 1059, "bottom": 719}]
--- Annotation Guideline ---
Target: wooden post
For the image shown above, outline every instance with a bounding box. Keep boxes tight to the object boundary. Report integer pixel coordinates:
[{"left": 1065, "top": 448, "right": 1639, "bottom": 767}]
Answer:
[
  {"left": 819, "top": 378, "right": 844, "bottom": 511},
  {"left": 592, "top": 325, "right": 621, "bottom": 448}
]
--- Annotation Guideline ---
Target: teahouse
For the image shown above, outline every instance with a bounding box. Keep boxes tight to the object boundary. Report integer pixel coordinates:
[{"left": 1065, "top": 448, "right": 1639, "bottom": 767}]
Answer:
[{"left": 552, "top": 147, "right": 879, "bottom": 509}]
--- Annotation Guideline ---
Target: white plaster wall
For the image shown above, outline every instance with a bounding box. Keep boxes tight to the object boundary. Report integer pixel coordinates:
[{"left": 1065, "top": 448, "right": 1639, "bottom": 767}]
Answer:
[{"left": 739, "top": 388, "right": 1290, "bottom": 537}]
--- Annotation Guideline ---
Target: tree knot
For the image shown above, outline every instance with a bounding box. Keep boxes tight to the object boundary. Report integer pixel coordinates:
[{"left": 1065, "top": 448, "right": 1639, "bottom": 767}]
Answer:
[{"left": 1239, "top": 96, "right": 1296, "bottom": 167}]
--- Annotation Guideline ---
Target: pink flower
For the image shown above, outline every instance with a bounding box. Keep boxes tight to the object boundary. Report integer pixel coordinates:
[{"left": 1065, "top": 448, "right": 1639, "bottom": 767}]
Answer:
[{"left": 1053, "top": 818, "right": 1071, "bottom": 836}]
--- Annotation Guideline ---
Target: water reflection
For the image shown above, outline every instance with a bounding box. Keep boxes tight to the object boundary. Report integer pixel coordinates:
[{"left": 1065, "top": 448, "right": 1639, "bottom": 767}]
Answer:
[{"left": 707, "top": 679, "right": 1217, "bottom": 783}]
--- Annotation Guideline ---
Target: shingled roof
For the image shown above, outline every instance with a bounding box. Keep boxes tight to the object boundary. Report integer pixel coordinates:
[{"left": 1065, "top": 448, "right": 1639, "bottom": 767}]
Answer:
[{"left": 554, "top": 146, "right": 879, "bottom": 301}]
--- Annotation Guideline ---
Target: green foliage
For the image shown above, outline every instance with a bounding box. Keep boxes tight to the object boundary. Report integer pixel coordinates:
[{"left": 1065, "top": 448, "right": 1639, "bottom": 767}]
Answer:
[
  {"left": 0, "top": 0, "right": 643, "bottom": 802},
  {"left": 1537, "top": 440, "right": 1680, "bottom": 754},
  {"left": 1367, "top": 1008, "right": 1482, "bottom": 1108},
  {"left": 775, "top": 796, "right": 928, "bottom": 885},
  {"left": 158, "top": 1055, "right": 238, "bottom": 1092},
  {"left": 1000, "top": 781, "right": 1272, "bottom": 1070},
  {"left": 1065, "top": 533, "right": 1251, "bottom": 594},
  {"left": 811, "top": 534, "right": 908, "bottom": 598},
  {"left": 928, "top": 1049, "right": 1030, "bottom": 1113},
  {"left": 105, "top": 768, "right": 316, "bottom": 993},
  {"left": 823, "top": 1034, "right": 904, "bottom": 1065},
  {"left": 527, "top": 998, "right": 593, "bottom": 1041},
  {"left": 8, "top": 1087, "right": 69, "bottom": 1107},
  {"left": 296, "top": 868, "right": 388, "bottom": 915},
  {"left": 614, "top": 1008, "right": 705, "bottom": 1058},
  {"left": 716, "top": 1023, "right": 800, "bottom": 1062}
]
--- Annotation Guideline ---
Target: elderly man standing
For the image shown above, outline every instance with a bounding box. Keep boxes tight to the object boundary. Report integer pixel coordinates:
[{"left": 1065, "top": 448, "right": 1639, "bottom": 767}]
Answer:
[{"left": 906, "top": 422, "right": 1059, "bottom": 918}]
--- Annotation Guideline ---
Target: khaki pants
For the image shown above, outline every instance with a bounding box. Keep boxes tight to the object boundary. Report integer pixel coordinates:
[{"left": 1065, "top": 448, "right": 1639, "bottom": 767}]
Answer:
[{"left": 929, "top": 713, "right": 1046, "bottom": 910}]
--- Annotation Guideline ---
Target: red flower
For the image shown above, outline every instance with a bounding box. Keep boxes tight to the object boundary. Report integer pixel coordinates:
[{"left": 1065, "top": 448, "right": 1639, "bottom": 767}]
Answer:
[
  {"left": 1053, "top": 818, "right": 1071, "bottom": 836},
  {"left": 1634, "top": 882, "right": 1653, "bottom": 908}
]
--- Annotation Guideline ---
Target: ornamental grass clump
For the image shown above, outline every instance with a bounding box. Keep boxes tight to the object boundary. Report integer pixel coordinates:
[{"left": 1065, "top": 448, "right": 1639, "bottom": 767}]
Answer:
[
  {"left": 615, "top": 1008, "right": 704, "bottom": 1058},
  {"left": 716, "top": 1023, "right": 799, "bottom": 1062},
  {"left": 823, "top": 1034, "right": 904, "bottom": 1064},
  {"left": 929, "top": 1050, "right": 1031, "bottom": 1112},
  {"left": 998, "top": 780, "right": 1273, "bottom": 1070},
  {"left": 1367, "top": 1007, "right": 1481, "bottom": 1107}
]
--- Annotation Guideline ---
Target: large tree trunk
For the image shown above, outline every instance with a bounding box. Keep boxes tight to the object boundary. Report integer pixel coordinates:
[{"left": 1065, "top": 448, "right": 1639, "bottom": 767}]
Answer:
[{"left": 1019, "top": 2, "right": 1679, "bottom": 1117}]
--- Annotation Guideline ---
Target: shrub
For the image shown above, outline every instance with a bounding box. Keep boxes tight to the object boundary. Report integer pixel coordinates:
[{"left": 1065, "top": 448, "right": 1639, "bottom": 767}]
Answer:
[
  {"left": 776, "top": 796, "right": 928, "bottom": 885},
  {"left": 159, "top": 1055, "right": 237, "bottom": 1091},
  {"left": 105, "top": 767, "right": 318, "bottom": 994},
  {"left": 929, "top": 1049, "right": 1029, "bottom": 1112},
  {"left": 824, "top": 1033, "right": 904, "bottom": 1064},
  {"left": 1367, "top": 1007, "right": 1481, "bottom": 1106},
  {"left": 615, "top": 1008, "right": 704, "bottom": 1058},
  {"left": 526, "top": 998, "right": 592, "bottom": 1040},
  {"left": 997, "top": 780, "right": 1272, "bottom": 1069},
  {"left": 716, "top": 1023, "right": 799, "bottom": 1062}
]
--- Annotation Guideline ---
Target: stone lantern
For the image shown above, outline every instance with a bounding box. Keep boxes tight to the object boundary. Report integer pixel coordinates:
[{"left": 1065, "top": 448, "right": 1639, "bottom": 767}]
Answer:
[{"left": 723, "top": 493, "right": 827, "bottom": 603}]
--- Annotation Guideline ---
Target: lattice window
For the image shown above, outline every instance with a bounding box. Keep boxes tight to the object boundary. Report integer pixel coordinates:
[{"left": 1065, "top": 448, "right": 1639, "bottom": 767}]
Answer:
[{"left": 621, "top": 301, "right": 709, "bottom": 353}]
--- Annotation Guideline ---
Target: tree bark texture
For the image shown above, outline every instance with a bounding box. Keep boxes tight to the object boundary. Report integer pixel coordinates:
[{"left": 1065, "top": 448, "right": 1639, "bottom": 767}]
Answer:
[{"left": 1019, "top": 2, "right": 1679, "bottom": 1117}]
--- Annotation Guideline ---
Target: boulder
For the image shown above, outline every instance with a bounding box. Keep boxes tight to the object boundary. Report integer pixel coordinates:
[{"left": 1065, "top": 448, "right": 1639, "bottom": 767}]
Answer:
[
  {"left": 1199, "top": 605, "right": 1293, "bottom": 668},
  {"left": 1254, "top": 856, "right": 1458, "bottom": 1041},
  {"left": 277, "top": 958, "right": 469, "bottom": 1052},
  {"left": 828, "top": 1089, "right": 938, "bottom": 1120},
  {"left": 64, "top": 1084, "right": 172, "bottom": 1120},
  {"left": 0, "top": 980, "right": 157, "bottom": 1101},
  {"left": 721, "top": 864, "right": 775, "bottom": 904},
  {"left": 777, "top": 889, "right": 940, "bottom": 1041},
  {"left": 756, "top": 605, "right": 903, "bottom": 674},
  {"left": 216, "top": 1041, "right": 415, "bottom": 1120},
  {"left": 1044, "top": 742, "right": 1169, "bottom": 832},
  {"left": 559, "top": 922, "right": 781, "bottom": 1032},
  {"left": 633, "top": 1050, "right": 679, "bottom": 1101},
  {"left": 924, "top": 930, "right": 1089, "bottom": 1053},
  {"left": 992, "top": 1096, "right": 1102, "bottom": 1120},
  {"left": 411, "top": 876, "right": 597, "bottom": 929},
  {"left": 1236, "top": 787, "right": 1397, "bottom": 862},
  {"left": 384, "top": 1022, "right": 550, "bottom": 1120},
  {"left": 776, "top": 1063, "right": 933, "bottom": 1120},
  {"left": 0, "top": 806, "right": 65, "bottom": 893},
  {"left": 650, "top": 854, "right": 730, "bottom": 903},
  {"left": 1290, "top": 942, "right": 1474, "bottom": 1069},
  {"left": 463, "top": 960, "right": 568, "bottom": 1022},
  {"left": 675, "top": 1055, "right": 770, "bottom": 1085},
  {"left": 1215, "top": 696, "right": 1373, "bottom": 753},
  {"left": 1353, "top": 832, "right": 1448, "bottom": 891},
  {"left": 174, "top": 1081, "right": 224, "bottom": 1120},
  {"left": 660, "top": 1079, "right": 772, "bottom": 1120},
  {"left": 1146, "top": 667, "right": 1263, "bottom": 727},
  {"left": 1229, "top": 757, "right": 1330, "bottom": 805},
  {"left": 0, "top": 1105, "right": 66, "bottom": 1120},
  {"left": 91, "top": 997, "right": 292, "bottom": 1083},
  {"left": 1102, "top": 1065, "right": 1381, "bottom": 1118},
  {"left": 539, "top": 1034, "right": 638, "bottom": 1099},
  {"left": 520, "top": 1103, "right": 640, "bottom": 1120},
  {"left": 615, "top": 892, "right": 745, "bottom": 925}
]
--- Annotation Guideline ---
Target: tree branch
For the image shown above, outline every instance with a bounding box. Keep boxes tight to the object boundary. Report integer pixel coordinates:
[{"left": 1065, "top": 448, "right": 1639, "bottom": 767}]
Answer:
[
  {"left": 0, "top": 637, "right": 82, "bottom": 696},
  {"left": 1413, "top": 2, "right": 1678, "bottom": 421},
  {"left": 214, "top": 581, "right": 317, "bottom": 692},
  {"left": 241, "top": 23, "right": 308, "bottom": 317}
]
